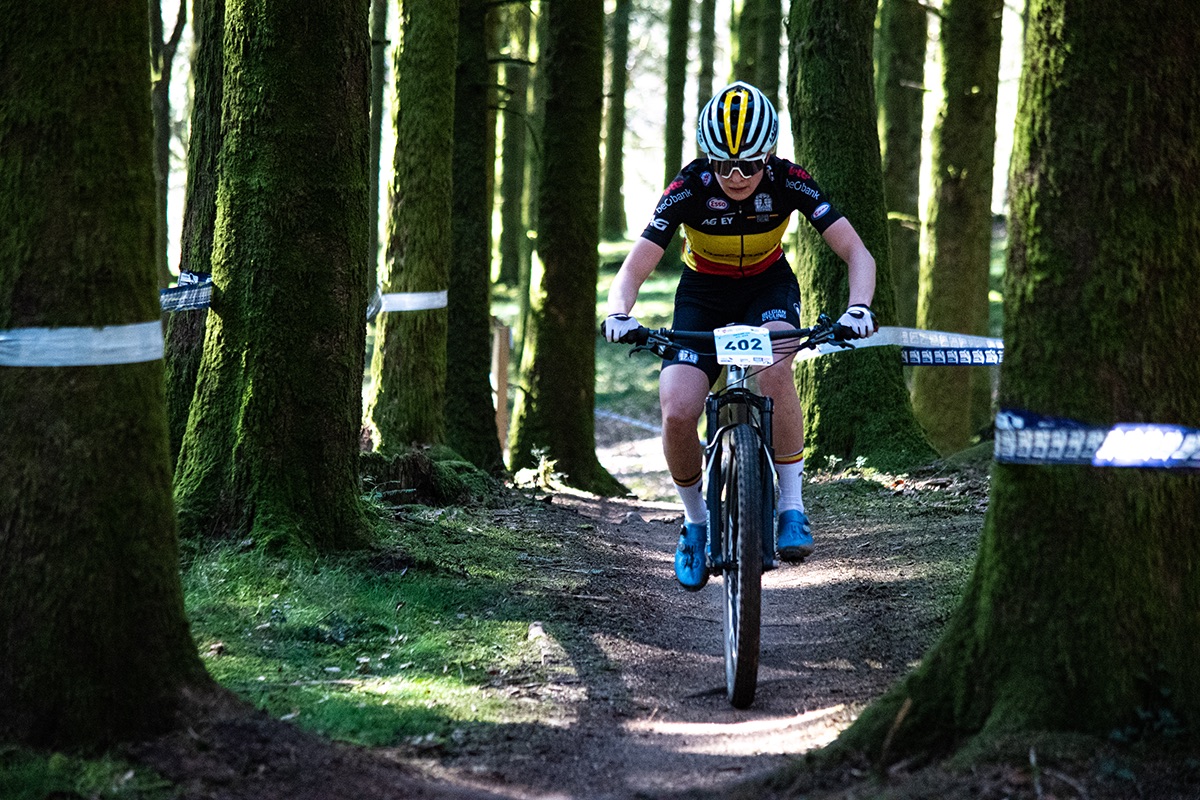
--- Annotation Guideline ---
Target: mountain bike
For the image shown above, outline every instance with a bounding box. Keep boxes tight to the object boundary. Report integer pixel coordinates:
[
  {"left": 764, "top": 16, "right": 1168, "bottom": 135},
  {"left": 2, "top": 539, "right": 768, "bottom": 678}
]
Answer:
[{"left": 605, "top": 314, "right": 853, "bottom": 708}]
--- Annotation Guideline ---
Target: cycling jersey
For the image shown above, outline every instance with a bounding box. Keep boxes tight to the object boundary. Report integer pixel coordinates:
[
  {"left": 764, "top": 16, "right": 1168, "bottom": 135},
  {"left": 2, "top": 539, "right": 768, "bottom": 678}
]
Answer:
[{"left": 640, "top": 156, "right": 844, "bottom": 278}]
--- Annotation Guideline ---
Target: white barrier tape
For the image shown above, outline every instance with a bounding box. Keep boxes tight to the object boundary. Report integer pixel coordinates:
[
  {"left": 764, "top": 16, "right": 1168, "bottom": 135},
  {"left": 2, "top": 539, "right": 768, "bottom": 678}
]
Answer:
[
  {"left": 379, "top": 290, "right": 448, "bottom": 313},
  {"left": 0, "top": 321, "right": 164, "bottom": 367},
  {"left": 994, "top": 408, "right": 1200, "bottom": 469},
  {"left": 795, "top": 325, "right": 1004, "bottom": 364}
]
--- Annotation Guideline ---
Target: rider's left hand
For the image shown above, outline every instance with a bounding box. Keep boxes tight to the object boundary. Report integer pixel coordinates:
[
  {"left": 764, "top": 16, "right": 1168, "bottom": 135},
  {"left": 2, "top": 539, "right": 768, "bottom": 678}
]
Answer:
[{"left": 838, "top": 304, "right": 878, "bottom": 339}]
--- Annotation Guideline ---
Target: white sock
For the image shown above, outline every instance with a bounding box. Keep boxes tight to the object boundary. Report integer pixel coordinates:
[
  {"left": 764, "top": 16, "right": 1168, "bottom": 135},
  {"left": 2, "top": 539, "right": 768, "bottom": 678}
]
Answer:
[
  {"left": 674, "top": 472, "right": 707, "bottom": 524},
  {"left": 775, "top": 454, "right": 805, "bottom": 514}
]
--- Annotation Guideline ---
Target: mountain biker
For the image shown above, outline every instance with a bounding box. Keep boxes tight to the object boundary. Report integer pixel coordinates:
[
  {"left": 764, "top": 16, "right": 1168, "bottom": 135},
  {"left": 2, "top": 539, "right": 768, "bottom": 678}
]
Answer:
[{"left": 603, "top": 81, "right": 878, "bottom": 591}]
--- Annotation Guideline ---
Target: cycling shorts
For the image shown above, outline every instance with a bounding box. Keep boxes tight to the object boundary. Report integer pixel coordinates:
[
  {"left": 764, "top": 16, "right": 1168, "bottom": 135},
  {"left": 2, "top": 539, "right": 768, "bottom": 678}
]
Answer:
[{"left": 663, "top": 256, "right": 802, "bottom": 386}]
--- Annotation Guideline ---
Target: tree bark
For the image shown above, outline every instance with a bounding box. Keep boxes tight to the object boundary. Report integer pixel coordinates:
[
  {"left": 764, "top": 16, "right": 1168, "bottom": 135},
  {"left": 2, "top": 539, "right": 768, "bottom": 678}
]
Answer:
[
  {"left": 876, "top": 0, "right": 927, "bottom": 330},
  {"left": 175, "top": 0, "right": 371, "bottom": 550},
  {"left": 835, "top": 0, "right": 1200, "bottom": 761},
  {"left": 369, "top": 0, "right": 389, "bottom": 292},
  {"left": 498, "top": 1, "right": 532, "bottom": 284},
  {"left": 910, "top": 0, "right": 1002, "bottom": 455},
  {"left": 151, "top": 0, "right": 188, "bottom": 289},
  {"left": 663, "top": 0, "right": 690, "bottom": 185},
  {"left": 600, "top": 0, "right": 631, "bottom": 241},
  {"left": 755, "top": 0, "right": 783, "bottom": 108},
  {"left": 0, "top": 2, "right": 214, "bottom": 747},
  {"left": 165, "top": 0, "right": 225, "bottom": 462},
  {"left": 367, "top": 0, "right": 458, "bottom": 452},
  {"left": 447, "top": 0, "right": 505, "bottom": 473},
  {"left": 510, "top": 0, "right": 625, "bottom": 496},
  {"left": 787, "top": 0, "right": 935, "bottom": 471}
]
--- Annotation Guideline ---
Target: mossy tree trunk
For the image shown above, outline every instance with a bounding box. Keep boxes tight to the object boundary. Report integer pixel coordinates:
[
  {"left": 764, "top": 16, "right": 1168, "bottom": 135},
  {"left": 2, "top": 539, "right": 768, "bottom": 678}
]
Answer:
[
  {"left": 910, "top": 0, "right": 1002, "bottom": 455},
  {"left": 663, "top": 0, "right": 689, "bottom": 186},
  {"left": 787, "top": 0, "right": 935, "bottom": 471},
  {"left": 174, "top": 0, "right": 371, "bottom": 550},
  {"left": 836, "top": 0, "right": 1200, "bottom": 761},
  {"left": 732, "top": 0, "right": 762, "bottom": 84},
  {"left": 447, "top": 0, "right": 504, "bottom": 473},
  {"left": 150, "top": 0, "right": 187, "bottom": 289},
  {"left": 510, "top": 0, "right": 624, "bottom": 496},
  {"left": 366, "top": 0, "right": 457, "bottom": 452},
  {"left": 165, "top": 0, "right": 225, "bottom": 462},
  {"left": 600, "top": 0, "right": 630, "bottom": 242},
  {"left": 497, "top": 1, "right": 532, "bottom": 285},
  {"left": 514, "top": 0, "right": 549, "bottom": 369},
  {"left": 0, "top": 2, "right": 214, "bottom": 747},
  {"left": 695, "top": 0, "right": 717, "bottom": 153},
  {"left": 369, "top": 0, "right": 389, "bottom": 291},
  {"left": 876, "top": 0, "right": 927, "bottom": 329},
  {"left": 755, "top": 0, "right": 783, "bottom": 109}
]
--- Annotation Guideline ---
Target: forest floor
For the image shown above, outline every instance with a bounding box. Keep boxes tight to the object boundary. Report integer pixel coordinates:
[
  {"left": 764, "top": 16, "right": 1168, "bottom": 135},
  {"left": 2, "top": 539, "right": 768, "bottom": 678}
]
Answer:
[{"left": 126, "top": 431, "right": 1200, "bottom": 800}]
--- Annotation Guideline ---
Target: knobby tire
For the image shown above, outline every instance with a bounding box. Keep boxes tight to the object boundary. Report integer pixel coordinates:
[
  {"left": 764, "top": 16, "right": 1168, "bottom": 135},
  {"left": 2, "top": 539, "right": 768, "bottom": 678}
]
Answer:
[{"left": 720, "top": 423, "right": 763, "bottom": 708}]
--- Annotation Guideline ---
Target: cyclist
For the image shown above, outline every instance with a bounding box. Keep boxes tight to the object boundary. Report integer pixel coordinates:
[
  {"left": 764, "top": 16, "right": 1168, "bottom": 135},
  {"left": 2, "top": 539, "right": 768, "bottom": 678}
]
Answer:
[{"left": 603, "top": 81, "right": 878, "bottom": 591}]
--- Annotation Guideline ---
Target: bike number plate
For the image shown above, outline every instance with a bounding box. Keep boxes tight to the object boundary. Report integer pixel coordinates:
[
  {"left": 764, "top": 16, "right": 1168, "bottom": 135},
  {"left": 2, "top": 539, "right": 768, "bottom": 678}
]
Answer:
[{"left": 714, "top": 325, "right": 773, "bottom": 366}]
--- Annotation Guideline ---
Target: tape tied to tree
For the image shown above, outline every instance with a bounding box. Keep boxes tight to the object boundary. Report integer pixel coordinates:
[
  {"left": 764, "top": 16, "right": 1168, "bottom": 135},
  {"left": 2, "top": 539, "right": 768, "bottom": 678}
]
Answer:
[
  {"left": 995, "top": 408, "right": 1200, "bottom": 470},
  {"left": 160, "top": 278, "right": 448, "bottom": 322},
  {"left": 0, "top": 321, "right": 164, "bottom": 367},
  {"left": 794, "top": 326, "right": 1004, "bottom": 365}
]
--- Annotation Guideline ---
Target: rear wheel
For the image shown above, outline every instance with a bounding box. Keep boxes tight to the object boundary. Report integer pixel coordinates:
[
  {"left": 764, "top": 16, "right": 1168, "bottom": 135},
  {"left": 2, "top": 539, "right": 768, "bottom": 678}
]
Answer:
[{"left": 720, "top": 423, "right": 763, "bottom": 709}]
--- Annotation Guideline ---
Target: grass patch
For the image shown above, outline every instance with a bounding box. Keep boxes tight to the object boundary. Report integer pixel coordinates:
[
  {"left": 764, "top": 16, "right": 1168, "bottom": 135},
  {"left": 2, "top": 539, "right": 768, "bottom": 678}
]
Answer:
[
  {"left": 0, "top": 749, "right": 174, "bottom": 800},
  {"left": 181, "top": 499, "right": 577, "bottom": 748}
]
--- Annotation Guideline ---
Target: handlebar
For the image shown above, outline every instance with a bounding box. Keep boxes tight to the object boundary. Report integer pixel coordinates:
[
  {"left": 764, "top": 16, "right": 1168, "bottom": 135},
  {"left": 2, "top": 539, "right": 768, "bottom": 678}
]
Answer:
[{"left": 600, "top": 313, "right": 859, "bottom": 361}]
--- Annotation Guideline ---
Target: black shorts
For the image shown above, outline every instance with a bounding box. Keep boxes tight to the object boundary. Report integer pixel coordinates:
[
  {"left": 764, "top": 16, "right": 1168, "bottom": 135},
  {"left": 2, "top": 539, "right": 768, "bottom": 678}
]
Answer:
[{"left": 664, "top": 257, "right": 802, "bottom": 385}]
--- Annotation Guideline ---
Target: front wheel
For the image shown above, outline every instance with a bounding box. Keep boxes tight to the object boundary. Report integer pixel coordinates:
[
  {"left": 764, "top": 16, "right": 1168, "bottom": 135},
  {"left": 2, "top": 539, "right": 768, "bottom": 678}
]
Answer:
[{"left": 719, "top": 423, "right": 763, "bottom": 709}]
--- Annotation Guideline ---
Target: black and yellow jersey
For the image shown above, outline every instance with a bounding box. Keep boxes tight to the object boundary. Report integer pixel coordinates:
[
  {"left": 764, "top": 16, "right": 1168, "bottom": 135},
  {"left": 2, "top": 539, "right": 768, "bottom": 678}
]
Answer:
[{"left": 640, "top": 156, "right": 844, "bottom": 278}]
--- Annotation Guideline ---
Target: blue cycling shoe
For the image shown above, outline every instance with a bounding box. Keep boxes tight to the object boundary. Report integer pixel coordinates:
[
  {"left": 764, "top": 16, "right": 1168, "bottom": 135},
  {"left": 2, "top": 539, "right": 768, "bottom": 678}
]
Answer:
[
  {"left": 674, "top": 522, "right": 709, "bottom": 591},
  {"left": 777, "top": 509, "right": 814, "bottom": 562}
]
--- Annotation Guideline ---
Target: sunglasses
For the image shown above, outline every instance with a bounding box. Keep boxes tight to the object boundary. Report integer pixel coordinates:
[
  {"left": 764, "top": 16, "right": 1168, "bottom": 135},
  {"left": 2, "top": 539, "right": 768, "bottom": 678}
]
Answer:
[{"left": 710, "top": 156, "right": 769, "bottom": 179}]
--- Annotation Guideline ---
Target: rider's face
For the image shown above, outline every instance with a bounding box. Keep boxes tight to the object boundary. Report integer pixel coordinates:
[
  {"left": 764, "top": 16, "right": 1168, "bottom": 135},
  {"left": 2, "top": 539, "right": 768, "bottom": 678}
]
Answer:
[{"left": 714, "top": 167, "right": 764, "bottom": 201}]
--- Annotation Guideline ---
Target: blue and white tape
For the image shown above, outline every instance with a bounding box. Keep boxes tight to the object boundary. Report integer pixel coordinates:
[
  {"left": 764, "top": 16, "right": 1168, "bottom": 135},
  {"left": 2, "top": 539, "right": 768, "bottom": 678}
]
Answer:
[
  {"left": 0, "top": 321, "right": 164, "bottom": 367},
  {"left": 794, "top": 325, "right": 1004, "bottom": 365},
  {"left": 995, "top": 408, "right": 1200, "bottom": 469},
  {"left": 161, "top": 277, "right": 447, "bottom": 321}
]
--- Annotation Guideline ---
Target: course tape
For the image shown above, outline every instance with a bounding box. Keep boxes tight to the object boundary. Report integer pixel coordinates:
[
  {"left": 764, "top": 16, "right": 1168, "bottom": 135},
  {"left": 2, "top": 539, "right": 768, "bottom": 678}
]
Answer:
[
  {"left": 995, "top": 408, "right": 1200, "bottom": 470},
  {"left": 160, "top": 278, "right": 446, "bottom": 321},
  {"left": 795, "top": 326, "right": 1004, "bottom": 365},
  {"left": 0, "top": 321, "right": 164, "bottom": 367}
]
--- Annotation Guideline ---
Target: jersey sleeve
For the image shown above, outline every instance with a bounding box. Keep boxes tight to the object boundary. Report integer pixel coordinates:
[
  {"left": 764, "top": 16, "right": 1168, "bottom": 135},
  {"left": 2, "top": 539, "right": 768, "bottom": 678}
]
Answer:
[
  {"left": 777, "top": 161, "right": 845, "bottom": 235},
  {"left": 639, "top": 172, "right": 696, "bottom": 248}
]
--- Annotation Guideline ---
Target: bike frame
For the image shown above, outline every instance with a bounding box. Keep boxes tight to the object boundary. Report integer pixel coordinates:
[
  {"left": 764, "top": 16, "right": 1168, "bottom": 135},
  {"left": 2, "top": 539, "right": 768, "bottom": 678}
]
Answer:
[{"left": 703, "top": 363, "right": 777, "bottom": 571}]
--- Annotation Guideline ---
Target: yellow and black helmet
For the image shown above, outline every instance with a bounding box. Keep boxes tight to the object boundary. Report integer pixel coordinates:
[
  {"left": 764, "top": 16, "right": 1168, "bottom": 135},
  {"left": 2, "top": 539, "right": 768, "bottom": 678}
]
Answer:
[{"left": 696, "top": 81, "right": 778, "bottom": 160}]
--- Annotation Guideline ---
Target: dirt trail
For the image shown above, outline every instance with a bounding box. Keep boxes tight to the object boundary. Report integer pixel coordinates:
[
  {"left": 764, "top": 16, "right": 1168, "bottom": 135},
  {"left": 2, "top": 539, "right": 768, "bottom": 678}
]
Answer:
[{"left": 411, "top": 456, "right": 984, "bottom": 800}]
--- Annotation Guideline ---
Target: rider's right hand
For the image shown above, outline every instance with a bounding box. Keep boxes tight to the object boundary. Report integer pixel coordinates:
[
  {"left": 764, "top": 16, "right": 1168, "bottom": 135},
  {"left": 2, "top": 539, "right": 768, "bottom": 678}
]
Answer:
[{"left": 603, "top": 313, "right": 640, "bottom": 343}]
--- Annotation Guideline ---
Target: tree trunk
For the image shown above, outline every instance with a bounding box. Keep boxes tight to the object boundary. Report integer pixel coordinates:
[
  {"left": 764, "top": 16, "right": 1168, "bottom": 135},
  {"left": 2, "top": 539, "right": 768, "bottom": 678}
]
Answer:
[
  {"left": 151, "top": 0, "right": 187, "bottom": 289},
  {"left": 366, "top": 0, "right": 457, "bottom": 452},
  {"left": 836, "top": 0, "right": 1200, "bottom": 761},
  {"left": 732, "top": 0, "right": 762, "bottom": 84},
  {"left": 755, "top": 0, "right": 783, "bottom": 108},
  {"left": 600, "top": 0, "right": 630, "bottom": 241},
  {"left": 174, "top": 0, "right": 371, "bottom": 550},
  {"left": 510, "top": 0, "right": 624, "bottom": 496},
  {"left": 696, "top": 0, "right": 717, "bottom": 157},
  {"left": 787, "top": 0, "right": 935, "bottom": 471},
  {"left": 165, "top": 0, "right": 225, "bottom": 462},
  {"left": 447, "top": 0, "right": 504, "bottom": 473},
  {"left": 876, "top": 0, "right": 927, "bottom": 329},
  {"left": 369, "top": 0, "right": 389, "bottom": 292},
  {"left": 0, "top": 2, "right": 214, "bottom": 747},
  {"left": 663, "top": 0, "right": 690, "bottom": 186},
  {"left": 910, "top": 0, "right": 1002, "bottom": 456},
  {"left": 498, "top": 1, "right": 532, "bottom": 285}
]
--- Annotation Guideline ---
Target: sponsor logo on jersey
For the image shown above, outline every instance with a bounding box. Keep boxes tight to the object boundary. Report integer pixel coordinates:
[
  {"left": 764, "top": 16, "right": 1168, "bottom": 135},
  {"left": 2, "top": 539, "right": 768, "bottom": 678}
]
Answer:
[
  {"left": 812, "top": 202, "right": 830, "bottom": 220},
  {"left": 707, "top": 197, "right": 729, "bottom": 211},
  {"left": 754, "top": 194, "right": 773, "bottom": 213},
  {"left": 655, "top": 189, "right": 692, "bottom": 213},
  {"left": 663, "top": 178, "right": 685, "bottom": 195},
  {"left": 701, "top": 216, "right": 736, "bottom": 226},
  {"left": 789, "top": 165, "right": 812, "bottom": 180},
  {"left": 786, "top": 179, "right": 819, "bottom": 198},
  {"left": 677, "top": 349, "right": 699, "bottom": 365},
  {"left": 701, "top": 172, "right": 712, "bottom": 185},
  {"left": 649, "top": 217, "right": 670, "bottom": 231},
  {"left": 761, "top": 309, "right": 788, "bottom": 322}
]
